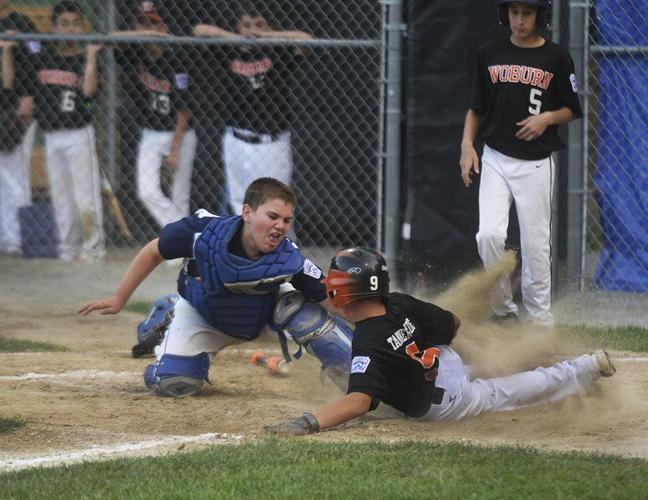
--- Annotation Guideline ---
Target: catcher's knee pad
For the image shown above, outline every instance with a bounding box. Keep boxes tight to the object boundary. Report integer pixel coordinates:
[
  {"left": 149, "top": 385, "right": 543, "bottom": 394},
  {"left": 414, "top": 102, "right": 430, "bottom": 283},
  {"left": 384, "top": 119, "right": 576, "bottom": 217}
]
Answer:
[
  {"left": 144, "top": 352, "right": 210, "bottom": 398},
  {"left": 275, "top": 292, "right": 353, "bottom": 374}
]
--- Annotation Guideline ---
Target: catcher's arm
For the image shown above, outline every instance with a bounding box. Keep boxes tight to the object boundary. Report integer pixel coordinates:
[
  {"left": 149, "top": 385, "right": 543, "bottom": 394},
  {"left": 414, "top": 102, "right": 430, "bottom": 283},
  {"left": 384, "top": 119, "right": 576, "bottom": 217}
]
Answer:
[
  {"left": 265, "top": 392, "right": 371, "bottom": 436},
  {"left": 77, "top": 239, "right": 164, "bottom": 315}
]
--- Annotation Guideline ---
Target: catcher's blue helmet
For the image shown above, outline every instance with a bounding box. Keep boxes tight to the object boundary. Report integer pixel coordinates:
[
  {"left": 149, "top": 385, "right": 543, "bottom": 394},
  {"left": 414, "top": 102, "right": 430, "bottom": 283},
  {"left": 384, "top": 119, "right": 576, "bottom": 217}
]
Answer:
[{"left": 498, "top": 0, "right": 551, "bottom": 27}]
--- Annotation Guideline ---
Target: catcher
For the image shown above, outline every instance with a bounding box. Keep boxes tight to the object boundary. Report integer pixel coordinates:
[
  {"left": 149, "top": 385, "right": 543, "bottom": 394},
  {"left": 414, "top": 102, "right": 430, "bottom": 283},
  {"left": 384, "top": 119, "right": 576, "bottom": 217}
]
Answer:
[
  {"left": 266, "top": 247, "right": 616, "bottom": 435},
  {"left": 78, "top": 177, "right": 353, "bottom": 397}
]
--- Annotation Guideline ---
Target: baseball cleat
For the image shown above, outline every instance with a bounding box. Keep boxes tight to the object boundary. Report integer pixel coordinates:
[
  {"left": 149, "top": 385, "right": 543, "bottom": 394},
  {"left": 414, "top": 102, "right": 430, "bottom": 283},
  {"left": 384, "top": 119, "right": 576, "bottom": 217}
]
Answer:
[{"left": 594, "top": 350, "right": 616, "bottom": 377}]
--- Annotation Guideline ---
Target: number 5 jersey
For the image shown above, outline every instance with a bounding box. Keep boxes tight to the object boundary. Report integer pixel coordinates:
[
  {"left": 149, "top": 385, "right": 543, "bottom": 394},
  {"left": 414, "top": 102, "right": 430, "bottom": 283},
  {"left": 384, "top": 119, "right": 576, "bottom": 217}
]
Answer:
[{"left": 470, "top": 38, "right": 583, "bottom": 161}]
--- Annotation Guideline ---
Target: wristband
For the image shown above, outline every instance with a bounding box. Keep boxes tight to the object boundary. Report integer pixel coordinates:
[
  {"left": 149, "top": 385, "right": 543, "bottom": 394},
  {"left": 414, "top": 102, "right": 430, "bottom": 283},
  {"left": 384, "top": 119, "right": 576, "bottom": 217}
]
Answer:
[{"left": 302, "top": 412, "right": 320, "bottom": 432}]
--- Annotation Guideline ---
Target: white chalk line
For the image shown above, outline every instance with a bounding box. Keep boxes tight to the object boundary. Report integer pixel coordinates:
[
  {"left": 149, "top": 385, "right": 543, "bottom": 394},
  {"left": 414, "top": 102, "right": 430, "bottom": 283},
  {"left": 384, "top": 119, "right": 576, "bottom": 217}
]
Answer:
[
  {"left": 0, "top": 370, "right": 136, "bottom": 382},
  {"left": 0, "top": 432, "right": 243, "bottom": 472}
]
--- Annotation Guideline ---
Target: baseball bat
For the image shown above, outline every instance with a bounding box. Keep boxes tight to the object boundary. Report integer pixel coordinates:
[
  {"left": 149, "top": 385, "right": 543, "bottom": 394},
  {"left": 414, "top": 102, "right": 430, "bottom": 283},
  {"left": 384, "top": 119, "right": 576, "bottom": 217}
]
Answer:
[
  {"left": 100, "top": 169, "right": 133, "bottom": 243},
  {"left": 250, "top": 351, "right": 289, "bottom": 375}
]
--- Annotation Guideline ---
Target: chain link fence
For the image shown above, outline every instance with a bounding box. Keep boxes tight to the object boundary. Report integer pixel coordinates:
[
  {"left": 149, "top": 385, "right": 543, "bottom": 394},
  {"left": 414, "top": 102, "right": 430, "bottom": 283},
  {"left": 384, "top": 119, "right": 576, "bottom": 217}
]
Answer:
[
  {"left": 565, "top": 1, "right": 648, "bottom": 293},
  {"left": 0, "top": 0, "right": 383, "bottom": 265}
]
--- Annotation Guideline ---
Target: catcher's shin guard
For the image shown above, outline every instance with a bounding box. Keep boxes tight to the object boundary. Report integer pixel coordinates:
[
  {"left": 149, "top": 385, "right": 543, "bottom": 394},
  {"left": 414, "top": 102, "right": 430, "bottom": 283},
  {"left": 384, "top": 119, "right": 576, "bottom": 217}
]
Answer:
[
  {"left": 274, "top": 291, "right": 353, "bottom": 390},
  {"left": 144, "top": 352, "right": 210, "bottom": 398}
]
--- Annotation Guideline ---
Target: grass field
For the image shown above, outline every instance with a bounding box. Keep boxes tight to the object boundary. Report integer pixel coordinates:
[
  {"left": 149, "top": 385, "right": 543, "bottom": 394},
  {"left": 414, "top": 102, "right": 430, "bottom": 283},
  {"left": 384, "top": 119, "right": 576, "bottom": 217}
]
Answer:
[
  {"left": 1, "top": 440, "right": 646, "bottom": 499},
  {"left": 1, "top": 324, "right": 646, "bottom": 497},
  {"left": 0, "top": 336, "right": 68, "bottom": 353}
]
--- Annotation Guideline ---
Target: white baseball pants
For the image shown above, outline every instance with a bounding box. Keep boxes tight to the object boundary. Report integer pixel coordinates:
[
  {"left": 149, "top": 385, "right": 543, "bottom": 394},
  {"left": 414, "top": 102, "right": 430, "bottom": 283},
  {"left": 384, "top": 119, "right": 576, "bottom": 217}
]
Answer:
[
  {"left": 137, "top": 127, "right": 197, "bottom": 228},
  {"left": 45, "top": 125, "right": 104, "bottom": 261},
  {"left": 476, "top": 145, "right": 554, "bottom": 325},
  {"left": 0, "top": 122, "right": 36, "bottom": 253},
  {"left": 420, "top": 346, "right": 600, "bottom": 421},
  {"left": 223, "top": 127, "right": 293, "bottom": 213},
  {"left": 154, "top": 297, "right": 245, "bottom": 359}
]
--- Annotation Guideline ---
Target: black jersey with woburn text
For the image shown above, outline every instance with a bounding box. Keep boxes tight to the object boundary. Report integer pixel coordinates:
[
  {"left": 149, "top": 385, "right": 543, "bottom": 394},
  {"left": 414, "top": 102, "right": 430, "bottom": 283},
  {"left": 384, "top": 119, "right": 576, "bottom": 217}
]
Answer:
[
  {"left": 347, "top": 292, "right": 456, "bottom": 418},
  {"left": 223, "top": 47, "right": 299, "bottom": 134},
  {"left": 25, "top": 43, "right": 94, "bottom": 132},
  {"left": 116, "top": 46, "right": 192, "bottom": 131},
  {"left": 470, "top": 38, "right": 583, "bottom": 161}
]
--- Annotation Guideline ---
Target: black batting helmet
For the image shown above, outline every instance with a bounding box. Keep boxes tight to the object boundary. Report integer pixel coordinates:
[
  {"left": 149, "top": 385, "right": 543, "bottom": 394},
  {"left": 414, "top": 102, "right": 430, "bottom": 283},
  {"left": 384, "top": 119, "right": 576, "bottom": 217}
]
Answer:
[
  {"left": 498, "top": 0, "right": 551, "bottom": 27},
  {"left": 323, "top": 247, "right": 389, "bottom": 307}
]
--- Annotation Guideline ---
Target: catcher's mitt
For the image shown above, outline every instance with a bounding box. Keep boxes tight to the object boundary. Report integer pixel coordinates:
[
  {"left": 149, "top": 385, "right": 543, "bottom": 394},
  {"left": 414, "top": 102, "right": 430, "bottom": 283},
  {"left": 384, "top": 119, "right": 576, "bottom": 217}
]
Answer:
[{"left": 131, "top": 294, "right": 179, "bottom": 358}]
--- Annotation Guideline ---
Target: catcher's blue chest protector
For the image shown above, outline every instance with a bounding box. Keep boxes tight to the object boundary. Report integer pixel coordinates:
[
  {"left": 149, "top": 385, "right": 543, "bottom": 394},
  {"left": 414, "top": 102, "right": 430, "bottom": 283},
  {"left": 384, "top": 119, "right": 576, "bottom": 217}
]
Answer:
[{"left": 182, "top": 215, "right": 304, "bottom": 340}]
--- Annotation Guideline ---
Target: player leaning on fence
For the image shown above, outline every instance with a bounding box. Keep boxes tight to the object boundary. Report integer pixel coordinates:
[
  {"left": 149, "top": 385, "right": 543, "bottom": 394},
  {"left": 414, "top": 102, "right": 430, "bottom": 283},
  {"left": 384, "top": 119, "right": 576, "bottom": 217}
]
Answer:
[
  {"left": 112, "top": 3, "right": 196, "bottom": 229},
  {"left": 459, "top": 0, "right": 582, "bottom": 326},
  {"left": 194, "top": 1, "right": 313, "bottom": 213},
  {"left": 0, "top": 1, "right": 38, "bottom": 256},
  {"left": 17, "top": 1, "right": 105, "bottom": 262},
  {"left": 78, "top": 177, "right": 355, "bottom": 398}
]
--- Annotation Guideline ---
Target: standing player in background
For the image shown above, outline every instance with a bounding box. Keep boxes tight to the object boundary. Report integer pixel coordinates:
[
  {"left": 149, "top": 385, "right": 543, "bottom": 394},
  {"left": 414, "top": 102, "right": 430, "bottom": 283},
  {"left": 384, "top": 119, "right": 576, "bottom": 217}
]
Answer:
[
  {"left": 113, "top": 4, "right": 196, "bottom": 229},
  {"left": 21, "top": 1, "right": 104, "bottom": 261},
  {"left": 459, "top": 0, "right": 582, "bottom": 327},
  {"left": 266, "top": 247, "right": 615, "bottom": 435},
  {"left": 194, "top": 1, "right": 313, "bottom": 213},
  {"left": 78, "top": 178, "right": 354, "bottom": 398},
  {"left": 0, "top": 1, "right": 37, "bottom": 255}
]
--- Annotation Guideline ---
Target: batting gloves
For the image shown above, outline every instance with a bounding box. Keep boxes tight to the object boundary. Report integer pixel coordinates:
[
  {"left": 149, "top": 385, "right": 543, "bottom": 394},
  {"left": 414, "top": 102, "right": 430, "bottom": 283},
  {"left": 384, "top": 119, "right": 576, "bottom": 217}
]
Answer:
[{"left": 265, "top": 412, "right": 320, "bottom": 436}]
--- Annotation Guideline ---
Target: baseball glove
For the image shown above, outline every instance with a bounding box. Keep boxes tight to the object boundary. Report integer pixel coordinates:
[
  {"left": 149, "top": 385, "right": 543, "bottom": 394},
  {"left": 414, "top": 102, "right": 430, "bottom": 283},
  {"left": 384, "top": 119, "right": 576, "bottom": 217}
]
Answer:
[
  {"left": 131, "top": 294, "right": 179, "bottom": 358},
  {"left": 264, "top": 412, "right": 320, "bottom": 436}
]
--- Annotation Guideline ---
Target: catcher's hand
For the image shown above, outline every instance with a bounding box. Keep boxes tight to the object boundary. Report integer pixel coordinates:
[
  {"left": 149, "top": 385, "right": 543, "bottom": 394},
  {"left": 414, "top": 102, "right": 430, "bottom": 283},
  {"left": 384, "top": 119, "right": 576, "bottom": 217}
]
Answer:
[{"left": 265, "top": 412, "right": 320, "bottom": 436}]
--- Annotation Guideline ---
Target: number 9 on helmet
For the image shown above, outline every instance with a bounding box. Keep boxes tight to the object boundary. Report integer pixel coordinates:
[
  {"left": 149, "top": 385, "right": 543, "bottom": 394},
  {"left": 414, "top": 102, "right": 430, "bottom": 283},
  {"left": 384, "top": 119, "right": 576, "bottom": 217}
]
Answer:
[{"left": 323, "top": 247, "right": 390, "bottom": 307}]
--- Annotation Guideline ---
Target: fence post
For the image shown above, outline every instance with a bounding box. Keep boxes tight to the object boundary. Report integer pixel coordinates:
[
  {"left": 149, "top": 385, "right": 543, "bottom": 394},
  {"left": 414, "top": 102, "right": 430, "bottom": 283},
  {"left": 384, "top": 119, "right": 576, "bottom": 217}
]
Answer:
[
  {"left": 103, "top": 0, "right": 118, "bottom": 185},
  {"left": 566, "top": 0, "right": 588, "bottom": 289},
  {"left": 382, "top": 0, "right": 404, "bottom": 269}
]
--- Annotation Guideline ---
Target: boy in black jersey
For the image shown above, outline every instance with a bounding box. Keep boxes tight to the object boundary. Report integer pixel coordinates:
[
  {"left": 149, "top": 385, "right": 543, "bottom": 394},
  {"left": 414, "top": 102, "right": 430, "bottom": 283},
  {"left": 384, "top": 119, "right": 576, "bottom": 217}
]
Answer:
[
  {"left": 113, "top": 4, "right": 196, "bottom": 229},
  {"left": 266, "top": 247, "right": 615, "bottom": 435},
  {"left": 21, "top": 1, "right": 104, "bottom": 261},
  {"left": 0, "top": 1, "right": 37, "bottom": 255},
  {"left": 459, "top": 0, "right": 582, "bottom": 326},
  {"left": 194, "top": 1, "right": 313, "bottom": 213}
]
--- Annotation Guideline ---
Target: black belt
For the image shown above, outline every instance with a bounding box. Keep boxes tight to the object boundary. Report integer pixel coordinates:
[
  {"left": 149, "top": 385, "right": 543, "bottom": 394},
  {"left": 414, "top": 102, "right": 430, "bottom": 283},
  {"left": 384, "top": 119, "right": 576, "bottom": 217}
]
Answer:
[{"left": 231, "top": 129, "right": 278, "bottom": 144}]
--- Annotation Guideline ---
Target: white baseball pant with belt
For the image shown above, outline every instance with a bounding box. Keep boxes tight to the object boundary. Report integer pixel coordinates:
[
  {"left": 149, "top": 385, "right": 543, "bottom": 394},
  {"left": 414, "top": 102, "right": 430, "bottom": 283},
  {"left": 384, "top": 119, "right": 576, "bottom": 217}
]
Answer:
[
  {"left": 45, "top": 124, "right": 104, "bottom": 261},
  {"left": 223, "top": 127, "right": 293, "bottom": 213},
  {"left": 137, "top": 127, "right": 197, "bottom": 228},
  {"left": 476, "top": 144, "right": 554, "bottom": 325},
  {"left": 419, "top": 345, "right": 601, "bottom": 421},
  {"left": 0, "top": 121, "right": 36, "bottom": 253}
]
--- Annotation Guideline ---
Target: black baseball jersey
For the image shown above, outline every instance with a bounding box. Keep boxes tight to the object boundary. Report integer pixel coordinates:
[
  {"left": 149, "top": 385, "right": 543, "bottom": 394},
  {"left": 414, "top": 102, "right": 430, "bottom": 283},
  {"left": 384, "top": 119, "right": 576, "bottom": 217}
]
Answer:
[
  {"left": 0, "top": 12, "right": 36, "bottom": 151},
  {"left": 223, "top": 47, "right": 299, "bottom": 134},
  {"left": 470, "top": 38, "right": 583, "bottom": 161},
  {"left": 116, "top": 46, "right": 192, "bottom": 131},
  {"left": 25, "top": 43, "right": 94, "bottom": 132},
  {"left": 347, "top": 292, "right": 456, "bottom": 418}
]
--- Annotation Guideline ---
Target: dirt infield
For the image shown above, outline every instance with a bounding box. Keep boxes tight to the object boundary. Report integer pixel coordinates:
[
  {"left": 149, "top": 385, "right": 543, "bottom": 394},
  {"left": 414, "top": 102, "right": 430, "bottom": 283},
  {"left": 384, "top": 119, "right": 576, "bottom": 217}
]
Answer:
[{"left": 1, "top": 254, "right": 647, "bottom": 471}]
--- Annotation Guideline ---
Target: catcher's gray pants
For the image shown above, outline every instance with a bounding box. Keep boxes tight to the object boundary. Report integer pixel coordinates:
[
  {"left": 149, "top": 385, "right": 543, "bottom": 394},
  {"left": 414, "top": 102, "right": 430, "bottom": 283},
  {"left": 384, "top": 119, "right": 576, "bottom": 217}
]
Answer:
[
  {"left": 0, "top": 122, "right": 35, "bottom": 253},
  {"left": 419, "top": 346, "right": 600, "bottom": 421},
  {"left": 223, "top": 127, "right": 293, "bottom": 214}
]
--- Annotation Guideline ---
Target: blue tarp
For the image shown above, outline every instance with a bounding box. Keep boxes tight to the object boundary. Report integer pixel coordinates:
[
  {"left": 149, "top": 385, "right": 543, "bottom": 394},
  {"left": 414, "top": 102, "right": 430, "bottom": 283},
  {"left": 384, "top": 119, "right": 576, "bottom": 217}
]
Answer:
[{"left": 593, "top": 0, "right": 648, "bottom": 291}]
